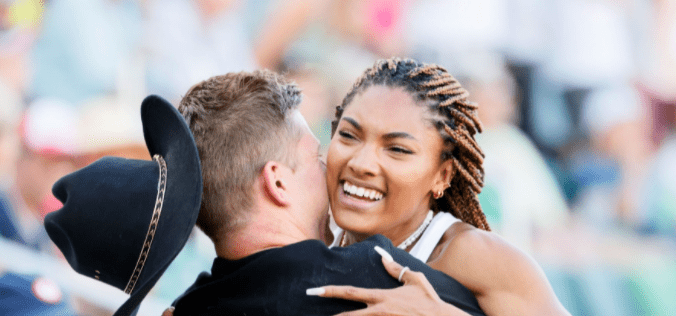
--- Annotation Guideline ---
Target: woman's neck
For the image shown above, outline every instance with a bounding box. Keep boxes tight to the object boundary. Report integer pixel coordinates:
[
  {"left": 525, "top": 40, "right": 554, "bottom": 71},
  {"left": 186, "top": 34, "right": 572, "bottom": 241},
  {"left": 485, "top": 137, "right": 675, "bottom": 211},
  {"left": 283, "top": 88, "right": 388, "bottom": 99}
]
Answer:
[{"left": 342, "top": 210, "right": 434, "bottom": 249}]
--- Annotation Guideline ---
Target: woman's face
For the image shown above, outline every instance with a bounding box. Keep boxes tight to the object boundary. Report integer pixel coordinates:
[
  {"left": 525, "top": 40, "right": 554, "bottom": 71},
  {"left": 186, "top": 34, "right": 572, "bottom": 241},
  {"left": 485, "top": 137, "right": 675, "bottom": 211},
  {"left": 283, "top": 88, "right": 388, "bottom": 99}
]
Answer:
[{"left": 327, "top": 85, "right": 450, "bottom": 244}]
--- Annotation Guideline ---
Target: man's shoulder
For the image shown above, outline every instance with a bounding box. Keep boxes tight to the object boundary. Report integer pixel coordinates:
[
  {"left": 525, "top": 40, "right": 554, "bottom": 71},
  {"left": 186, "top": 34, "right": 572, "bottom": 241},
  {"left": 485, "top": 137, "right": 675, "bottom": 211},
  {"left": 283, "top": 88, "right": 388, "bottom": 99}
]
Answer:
[
  {"left": 172, "top": 238, "right": 383, "bottom": 315},
  {"left": 275, "top": 236, "right": 395, "bottom": 265}
]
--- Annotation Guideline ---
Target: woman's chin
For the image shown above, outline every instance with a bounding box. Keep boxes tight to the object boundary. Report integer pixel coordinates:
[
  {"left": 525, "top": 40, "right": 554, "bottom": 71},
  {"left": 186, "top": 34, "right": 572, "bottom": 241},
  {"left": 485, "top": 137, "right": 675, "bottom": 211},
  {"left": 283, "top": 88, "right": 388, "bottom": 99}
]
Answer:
[{"left": 333, "top": 208, "right": 379, "bottom": 237}]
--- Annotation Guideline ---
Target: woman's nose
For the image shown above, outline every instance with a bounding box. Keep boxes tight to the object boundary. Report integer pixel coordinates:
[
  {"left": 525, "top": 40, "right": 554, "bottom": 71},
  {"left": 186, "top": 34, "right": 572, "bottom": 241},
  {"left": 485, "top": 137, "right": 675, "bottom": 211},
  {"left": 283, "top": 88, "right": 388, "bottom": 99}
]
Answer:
[{"left": 347, "top": 145, "right": 378, "bottom": 177}]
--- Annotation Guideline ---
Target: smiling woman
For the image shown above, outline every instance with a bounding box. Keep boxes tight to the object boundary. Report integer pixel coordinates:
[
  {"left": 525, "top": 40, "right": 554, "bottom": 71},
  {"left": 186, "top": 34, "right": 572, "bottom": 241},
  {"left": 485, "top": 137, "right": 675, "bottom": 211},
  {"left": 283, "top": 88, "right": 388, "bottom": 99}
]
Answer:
[
  {"left": 328, "top": 58, "right": 490, "bottom": 248},
  {"left": 325, "top": 58, "right": 570, "bottom": 316},
  {"left": 328, "top": 85, "right": 457, "bottom": 246}
]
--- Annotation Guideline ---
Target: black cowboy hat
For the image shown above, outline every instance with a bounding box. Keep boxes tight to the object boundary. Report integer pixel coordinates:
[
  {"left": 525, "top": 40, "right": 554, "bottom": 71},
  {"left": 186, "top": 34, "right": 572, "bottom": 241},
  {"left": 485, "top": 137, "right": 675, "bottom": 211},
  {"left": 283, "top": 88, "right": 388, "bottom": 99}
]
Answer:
[{"left": 45, "top": 95, "right": 202, "bottom": 316}]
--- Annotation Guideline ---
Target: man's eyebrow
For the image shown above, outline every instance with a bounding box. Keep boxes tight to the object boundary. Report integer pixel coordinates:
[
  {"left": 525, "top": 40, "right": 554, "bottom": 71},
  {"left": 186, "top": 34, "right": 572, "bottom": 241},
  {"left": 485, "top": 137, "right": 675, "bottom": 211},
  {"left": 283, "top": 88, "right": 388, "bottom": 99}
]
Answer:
[
  {"left": 382, "top": 132, "right": 417, "bottom": 141},
  {"left": 342, "top": 117, "right": 362, "bottom": 131}
]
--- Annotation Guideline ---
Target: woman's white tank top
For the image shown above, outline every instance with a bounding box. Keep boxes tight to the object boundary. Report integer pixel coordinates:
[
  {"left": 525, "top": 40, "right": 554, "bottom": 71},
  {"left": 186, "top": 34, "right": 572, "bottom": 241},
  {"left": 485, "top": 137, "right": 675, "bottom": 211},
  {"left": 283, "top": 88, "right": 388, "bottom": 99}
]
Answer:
[
  {"left": 329, "top": 212, "right": 460, "bottom": 263},
  {"left": 408, "top": 212, "right": 459, "bottom": 262}
]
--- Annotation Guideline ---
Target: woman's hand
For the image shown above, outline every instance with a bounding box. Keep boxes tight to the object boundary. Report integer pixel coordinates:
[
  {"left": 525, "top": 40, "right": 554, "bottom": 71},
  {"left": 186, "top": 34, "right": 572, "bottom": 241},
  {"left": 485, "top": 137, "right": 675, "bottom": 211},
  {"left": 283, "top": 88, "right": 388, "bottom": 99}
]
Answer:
[{"left": 306, "top": 246, "right": 471, "bottom": 316}]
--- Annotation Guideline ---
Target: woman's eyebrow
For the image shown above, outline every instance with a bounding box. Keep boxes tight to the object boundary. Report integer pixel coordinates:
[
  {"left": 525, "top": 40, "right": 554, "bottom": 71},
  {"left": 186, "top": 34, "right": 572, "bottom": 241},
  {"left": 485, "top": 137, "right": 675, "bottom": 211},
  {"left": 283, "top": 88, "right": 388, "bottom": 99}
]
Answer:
[
  {"left": 342, "top": 117, "right": 361, "bottom": 131},
  {"left": 382, "top": 132, "right": 417, "bottom": 141},
  {"left": 343, "top": 117, "right": 417, "bottom": 141}
]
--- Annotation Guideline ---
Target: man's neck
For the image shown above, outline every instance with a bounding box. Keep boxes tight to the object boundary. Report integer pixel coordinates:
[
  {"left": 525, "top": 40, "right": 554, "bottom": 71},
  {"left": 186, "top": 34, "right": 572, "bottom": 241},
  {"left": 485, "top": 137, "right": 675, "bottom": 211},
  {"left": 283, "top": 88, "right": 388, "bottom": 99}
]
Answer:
[{"left": 214, "top": 209, "right": 318, "bottom": 260}]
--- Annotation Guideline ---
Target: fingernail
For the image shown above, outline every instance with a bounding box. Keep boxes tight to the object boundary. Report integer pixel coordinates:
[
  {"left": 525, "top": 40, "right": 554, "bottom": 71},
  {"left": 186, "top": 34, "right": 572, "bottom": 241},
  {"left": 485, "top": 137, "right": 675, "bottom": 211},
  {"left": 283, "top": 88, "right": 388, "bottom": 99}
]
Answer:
[
  {"left": 306, "top": 287, "right": 325, "bottom": 296},
  {"left": 374, "top": 246, "right": 393, "bottom": 262}
]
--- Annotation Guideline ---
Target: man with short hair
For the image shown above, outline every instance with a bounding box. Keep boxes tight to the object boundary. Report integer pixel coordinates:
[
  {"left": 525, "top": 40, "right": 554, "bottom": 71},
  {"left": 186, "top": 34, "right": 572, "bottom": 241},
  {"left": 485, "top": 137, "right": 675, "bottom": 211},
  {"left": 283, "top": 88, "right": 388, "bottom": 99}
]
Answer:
[
  {"left": 179, "top": 71, "right": 330, "bottom": 256},
  {"left": 170, "top": 70, "right": 486, "bottom": 316}
]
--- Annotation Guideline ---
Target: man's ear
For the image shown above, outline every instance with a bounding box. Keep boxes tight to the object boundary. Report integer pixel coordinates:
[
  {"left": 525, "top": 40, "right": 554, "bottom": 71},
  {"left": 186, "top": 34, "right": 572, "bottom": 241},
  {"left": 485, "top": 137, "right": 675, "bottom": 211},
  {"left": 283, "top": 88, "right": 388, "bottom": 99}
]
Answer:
[
  {"left": 433, "top": 159, "right": 455, "bottom": 192},
  {"left": 262, "top": 161, "right": 290, "bottom": 207}
]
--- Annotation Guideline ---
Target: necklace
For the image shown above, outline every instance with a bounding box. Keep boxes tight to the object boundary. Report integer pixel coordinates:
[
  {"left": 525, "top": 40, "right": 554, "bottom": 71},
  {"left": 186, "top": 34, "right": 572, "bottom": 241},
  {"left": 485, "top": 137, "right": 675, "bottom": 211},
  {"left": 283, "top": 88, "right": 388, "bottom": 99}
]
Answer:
[{"left": 340, "top": 210, "right": 434, "bottom": 250}]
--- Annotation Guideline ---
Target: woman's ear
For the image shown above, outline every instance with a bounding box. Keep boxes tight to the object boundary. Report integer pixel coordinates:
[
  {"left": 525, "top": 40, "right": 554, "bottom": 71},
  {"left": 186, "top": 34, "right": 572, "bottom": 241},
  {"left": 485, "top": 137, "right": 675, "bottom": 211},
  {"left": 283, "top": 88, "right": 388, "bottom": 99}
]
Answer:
[
  {"left": 433, "top": 159, "right": 455, "bottom": 193},
  {"left": 261, "top": 161, "right": 290, "bottom": 207}
]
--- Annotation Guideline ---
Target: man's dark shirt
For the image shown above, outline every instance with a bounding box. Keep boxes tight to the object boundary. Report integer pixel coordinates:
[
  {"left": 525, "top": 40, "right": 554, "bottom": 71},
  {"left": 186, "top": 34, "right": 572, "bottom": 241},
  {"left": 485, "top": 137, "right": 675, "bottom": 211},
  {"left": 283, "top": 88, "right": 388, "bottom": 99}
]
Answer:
[{"left": 173, "top": 235, "right": 485, "bottom": 316}]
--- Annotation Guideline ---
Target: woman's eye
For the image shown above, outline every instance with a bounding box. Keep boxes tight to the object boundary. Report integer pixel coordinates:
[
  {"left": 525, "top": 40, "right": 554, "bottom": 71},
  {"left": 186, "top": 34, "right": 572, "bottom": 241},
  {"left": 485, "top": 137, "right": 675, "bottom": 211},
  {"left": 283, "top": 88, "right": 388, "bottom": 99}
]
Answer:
[
  {"left": 389, "top": 146, "right": 413, "bottom": 154},
  {"left": 338, "top": 130, "right": 355, "bottom": 140}
]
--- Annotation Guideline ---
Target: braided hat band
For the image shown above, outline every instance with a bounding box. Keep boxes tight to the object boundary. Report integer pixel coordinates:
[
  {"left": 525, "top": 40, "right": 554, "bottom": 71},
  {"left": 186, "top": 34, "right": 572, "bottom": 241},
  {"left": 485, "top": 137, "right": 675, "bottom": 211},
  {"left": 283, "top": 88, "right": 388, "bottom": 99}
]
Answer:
[{"left": 124, "top": 154, "right": 167, "bottom": 294}]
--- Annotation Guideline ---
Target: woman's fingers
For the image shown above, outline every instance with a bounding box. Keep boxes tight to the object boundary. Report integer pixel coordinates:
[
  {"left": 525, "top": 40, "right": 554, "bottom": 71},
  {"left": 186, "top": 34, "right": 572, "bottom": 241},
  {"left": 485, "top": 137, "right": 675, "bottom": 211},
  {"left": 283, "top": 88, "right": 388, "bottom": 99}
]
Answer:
[
  {"left": 373, "top": 246, "right": 418, "bottom": 285},
  {"left": 161, "top": 307, "right": 174, "bottom": 316},
  {"left": 304, "top": 246, "right": 447, "bottom": 315},
  {"left": 307, "top": 285, "right": 382, "bottom": 304},
  {"left": 305, "top": 246, "right": 434, "bottom": 311}
]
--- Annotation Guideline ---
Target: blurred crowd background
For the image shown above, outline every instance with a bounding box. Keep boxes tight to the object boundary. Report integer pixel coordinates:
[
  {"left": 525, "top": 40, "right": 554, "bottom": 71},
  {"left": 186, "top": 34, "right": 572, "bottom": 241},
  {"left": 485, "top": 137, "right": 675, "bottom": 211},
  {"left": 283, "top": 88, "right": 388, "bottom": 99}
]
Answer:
[{"left": 1, "top": 0, "right": 675, "bottom": 315}]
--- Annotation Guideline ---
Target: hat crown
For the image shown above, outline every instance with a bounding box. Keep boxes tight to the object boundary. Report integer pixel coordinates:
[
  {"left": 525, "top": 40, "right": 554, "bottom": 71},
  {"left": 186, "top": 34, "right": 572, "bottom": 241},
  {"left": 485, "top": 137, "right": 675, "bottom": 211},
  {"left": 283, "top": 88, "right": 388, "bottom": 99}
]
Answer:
[{"left": 46, "top": 156, "right": 161, "bottom": 292}]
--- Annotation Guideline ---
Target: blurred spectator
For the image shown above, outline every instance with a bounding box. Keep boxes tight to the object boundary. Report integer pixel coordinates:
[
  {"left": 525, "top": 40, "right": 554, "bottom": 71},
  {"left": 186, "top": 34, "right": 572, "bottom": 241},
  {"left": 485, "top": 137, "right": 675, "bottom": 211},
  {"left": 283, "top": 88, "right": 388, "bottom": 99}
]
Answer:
[
  {"left": 0, "top": 82, "right": 21, "bottom": 190},
  {"left": 529, "top": 0, "right": 649, "bottom": 158},
  {"left": 640, "top": 134, "right": 676, "bottom": 236},
  {"left": 254, "top": 0, "right": 408, "bottom": 99},
  {"left": 144, "top": 0, "right": 257, "bottom": 103},
  {"left": 253, "top": 0, "right": 330, "bottom": 70},
  {"left": 0, "top": 1, "right": 34, "bottom": 203},
  {"left": 640, "top": 0, "right": 676, "bottom": 99},
  {"left": 0, "top": 269, "right": 75, "bottom": 315},
  {"left": 2, "top": 99, "right": 78, "bottom": 251},
  {"left": 0, "top": 0, "right": 39, "bottom": 94},
  {"left": 640, "top": 0, "right": 676, "bottom": 145},
  {"left": 633, "top": 0, "right": 676, "bottom": 236},
  {"left": 29, "top": 0, "right": 142, "bottom": 104},
  {"left": 572, "top": 85, "right": 652, "bottom": 231},
  {"left": 471, "top": 54, "right": 569, "bottom": 253},
  {"left": 541, "top": 0, "right": 638, "bottom": 89},
  {"left": 75, "top": 95, "right": 149, "bottom": 167},
  {"left": 405, "top": 0, "right": 509, "bottom": 67},
  {"left": 502, "top": 0, "right": 548, "bottom": 65},
  {"left": 0, "top": 72, "right": 22, "bottom": 244}
]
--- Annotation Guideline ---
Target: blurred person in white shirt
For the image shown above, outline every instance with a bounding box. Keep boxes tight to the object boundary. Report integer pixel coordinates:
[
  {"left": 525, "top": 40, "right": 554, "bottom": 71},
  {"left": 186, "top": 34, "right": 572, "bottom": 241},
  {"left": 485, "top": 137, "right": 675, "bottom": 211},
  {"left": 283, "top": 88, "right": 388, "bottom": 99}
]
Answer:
[
  {"left": 573, "top": 85, "right": 653, "bottom": 231},
  {"left": 463, "top": 53, "right": 570, "bottom": 254},
  {"left": 144, "top": 0, "right": 257, "bottom": 103},
  {"left": 4, "top": 99, "right": 79, "bottom": 251}
]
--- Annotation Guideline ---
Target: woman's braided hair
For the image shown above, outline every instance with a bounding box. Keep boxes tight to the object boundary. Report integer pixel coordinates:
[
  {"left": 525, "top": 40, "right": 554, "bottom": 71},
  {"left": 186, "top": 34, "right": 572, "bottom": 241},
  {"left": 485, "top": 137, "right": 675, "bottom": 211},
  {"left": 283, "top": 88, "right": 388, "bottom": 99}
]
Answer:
[{"left": 332, "top": 58, "right": 490, "bottom": 231}]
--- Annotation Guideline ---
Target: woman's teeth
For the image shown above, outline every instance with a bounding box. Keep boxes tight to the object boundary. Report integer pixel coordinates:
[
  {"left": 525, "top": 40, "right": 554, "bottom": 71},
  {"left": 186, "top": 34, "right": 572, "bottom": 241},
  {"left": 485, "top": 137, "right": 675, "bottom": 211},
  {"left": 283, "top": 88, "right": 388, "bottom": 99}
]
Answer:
[{"left": 343, "top": 181, "right": 383, "bottom": 201}]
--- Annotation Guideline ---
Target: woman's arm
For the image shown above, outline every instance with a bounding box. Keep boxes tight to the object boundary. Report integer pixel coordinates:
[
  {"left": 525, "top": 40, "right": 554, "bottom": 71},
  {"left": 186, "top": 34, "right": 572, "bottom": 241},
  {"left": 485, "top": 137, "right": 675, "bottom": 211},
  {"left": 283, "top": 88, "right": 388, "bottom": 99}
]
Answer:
[{"left": 430, "top": 225, "right": 570, "bottom": 316}]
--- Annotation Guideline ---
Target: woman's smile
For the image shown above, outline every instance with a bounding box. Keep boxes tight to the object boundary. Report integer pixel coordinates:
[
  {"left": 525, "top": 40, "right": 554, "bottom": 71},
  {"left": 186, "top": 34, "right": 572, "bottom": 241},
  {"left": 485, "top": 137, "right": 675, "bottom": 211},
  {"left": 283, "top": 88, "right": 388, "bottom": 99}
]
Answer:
[
  {"left": 341, "top": 180, "right": 384, "bottom": 201},
  {"left": 335, "top": 179, "right": 386, "bottom": 212}
]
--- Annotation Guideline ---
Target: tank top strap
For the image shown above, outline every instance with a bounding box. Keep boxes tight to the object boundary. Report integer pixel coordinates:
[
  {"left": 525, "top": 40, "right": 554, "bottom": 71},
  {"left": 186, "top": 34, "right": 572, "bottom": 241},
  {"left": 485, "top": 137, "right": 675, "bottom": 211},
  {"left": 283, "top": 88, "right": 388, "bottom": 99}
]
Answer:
[
  {"left": 409, "top": 212, "right": 460, "bottom": 263},
  {"left": 329, "top": 227, "right": 344, "bottom": 248}
]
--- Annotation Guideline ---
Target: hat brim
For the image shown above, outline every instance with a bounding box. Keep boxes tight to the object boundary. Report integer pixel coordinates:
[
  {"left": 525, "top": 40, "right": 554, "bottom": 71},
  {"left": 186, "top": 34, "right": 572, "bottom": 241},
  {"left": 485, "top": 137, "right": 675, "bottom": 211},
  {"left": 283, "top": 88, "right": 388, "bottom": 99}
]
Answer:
[{"left": 114, "top": 95, "right": 202, "bottom": 315}]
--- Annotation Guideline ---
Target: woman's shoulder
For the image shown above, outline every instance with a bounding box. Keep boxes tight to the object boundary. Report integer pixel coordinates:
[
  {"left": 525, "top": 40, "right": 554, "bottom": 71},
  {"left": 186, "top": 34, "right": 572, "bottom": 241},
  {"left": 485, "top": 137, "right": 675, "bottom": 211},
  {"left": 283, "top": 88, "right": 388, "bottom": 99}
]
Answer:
[
  {"left": 429, "top": 222, "right": 544, "bottom": 295},
  {"left": 429, "top": 222, "right": 502, "bottom": 268}
]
